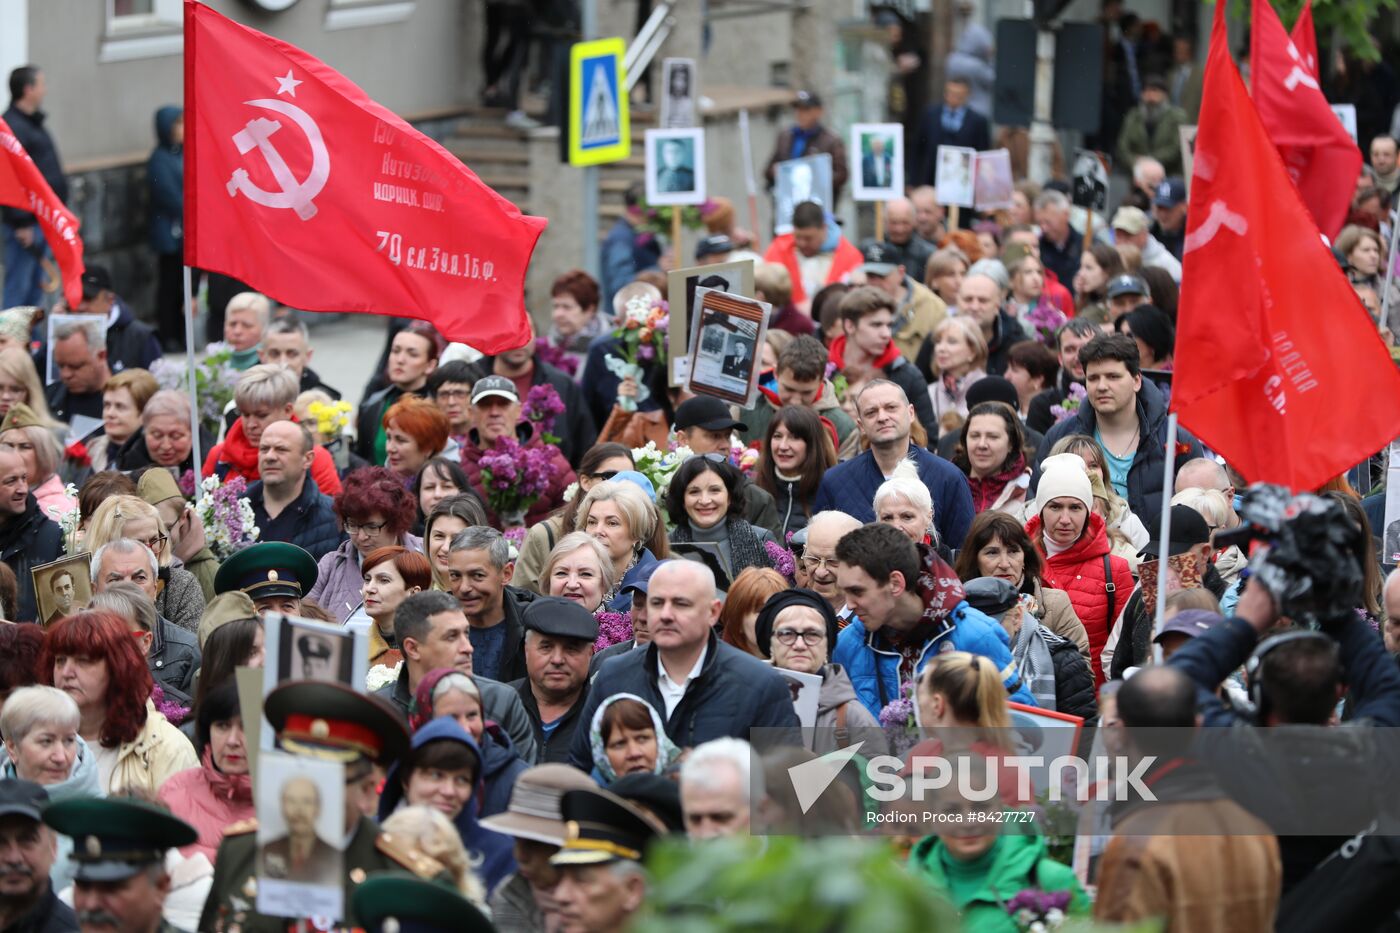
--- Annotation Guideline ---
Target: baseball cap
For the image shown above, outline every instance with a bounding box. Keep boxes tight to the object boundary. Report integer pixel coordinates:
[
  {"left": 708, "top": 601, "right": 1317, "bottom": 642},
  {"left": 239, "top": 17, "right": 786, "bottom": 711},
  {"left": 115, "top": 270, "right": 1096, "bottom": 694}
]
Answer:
[
  {"left": 1153, "top": 608, "right": 1225, "bottom": 644},
  {"left": 1110, "top": 206, "right": 1150, "bottom": 236},
  {"left": 1154, "top": 178, "right": 1187, "bottom": 208},
  {"left": 0, "top": 780, "right": 47, "bottom": 822},
  {"left": 471, "top": 374, "right": 519, "bottom": 405},
  {"left": 673, "top": 396, "right": 747, "bottom": 433},
  {"left": 859, "top": 240, "right": 901, "bottom": 277},
  {"left": 1106, "top": 274, "right": 1149, "bottom": 299},
  {"left": 620, "top": 559, "right": 660, "bottom": 597},
  {"left": 793, "top": 90, "right": 823, "bottom": 108},
  {"left": 1140, "top": 505, "right": 1213, "bottom": 558},
  {"left": 695, "top": 235, "right": 735, "bottom": 261},
  {"left": 80, "top": 265, "right": 112, "bottom": 300}
]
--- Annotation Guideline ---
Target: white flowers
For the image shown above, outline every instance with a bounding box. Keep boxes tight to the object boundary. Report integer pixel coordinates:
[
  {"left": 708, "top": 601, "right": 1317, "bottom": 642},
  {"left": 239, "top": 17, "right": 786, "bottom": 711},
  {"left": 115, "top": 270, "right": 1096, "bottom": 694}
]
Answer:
[
  {"left": 624, "top": 295, "right": 653, "bottom": 325},
  {"left": 365, "top": 661, "right": 401, "bottom": 692}
]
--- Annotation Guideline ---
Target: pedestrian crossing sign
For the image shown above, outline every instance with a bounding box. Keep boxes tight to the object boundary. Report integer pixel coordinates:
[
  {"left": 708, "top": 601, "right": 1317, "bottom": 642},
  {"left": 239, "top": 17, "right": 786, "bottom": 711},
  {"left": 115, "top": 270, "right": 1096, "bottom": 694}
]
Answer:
[{"left": 569, "top": 38, "right": 630, "bottom": 166}]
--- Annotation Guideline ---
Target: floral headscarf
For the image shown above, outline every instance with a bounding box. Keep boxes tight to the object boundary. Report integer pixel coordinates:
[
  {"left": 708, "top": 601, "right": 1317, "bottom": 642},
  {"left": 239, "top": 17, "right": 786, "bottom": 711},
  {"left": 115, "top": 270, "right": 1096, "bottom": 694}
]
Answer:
[
  {"left": 408, "top": 667, "right": 480, "bottom": 733},
  {"left": 587, "top": 693, "right": 680, "bottom": 783}
]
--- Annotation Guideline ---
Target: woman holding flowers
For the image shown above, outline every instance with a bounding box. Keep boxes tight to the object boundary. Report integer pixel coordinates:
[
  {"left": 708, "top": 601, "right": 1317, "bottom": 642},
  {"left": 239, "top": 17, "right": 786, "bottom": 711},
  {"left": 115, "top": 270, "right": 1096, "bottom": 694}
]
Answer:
[
  {"left": 593, "top": 283, "right": 675, "bottom": 449},
  {"left": 575, "top": 479, "right": 667, "bottom": 612},
  {"left": 307, "top": 466, "right": 421, "bottom": 624}
]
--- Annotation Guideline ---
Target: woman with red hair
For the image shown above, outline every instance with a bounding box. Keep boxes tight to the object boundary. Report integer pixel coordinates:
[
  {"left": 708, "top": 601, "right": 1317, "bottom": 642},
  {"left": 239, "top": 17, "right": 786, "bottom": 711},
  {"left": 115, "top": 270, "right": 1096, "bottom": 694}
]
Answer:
[
  {"left": 544, "top": 269, "right": 604, "bottom": 375},
  {"left": 383, "top": 395, "right": 451, "bottom": 486},
  {"left": 352, "top": 545, "right": 433, "bottom": 668},
  {"left": 307, "top": 466, "right": 423, "bottom": 624},
  {"left": 40, "top": 610, "right": 196, "bottom": 795}
]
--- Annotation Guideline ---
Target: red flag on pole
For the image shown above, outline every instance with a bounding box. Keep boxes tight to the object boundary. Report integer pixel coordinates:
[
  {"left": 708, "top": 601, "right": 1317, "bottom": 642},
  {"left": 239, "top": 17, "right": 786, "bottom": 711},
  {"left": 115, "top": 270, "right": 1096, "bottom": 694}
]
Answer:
[
  {"left": 183, "top": 1, "right": 546, "bottom": 353},
  {"left": 1172, "top": 0, "right": 1400, "bottom": 491},
  {"left": 0, "top": 117, "right": 85, "bottom": 309},
  {"left": 1250, "top": 0, "right": 1361, "bottom": 239}
]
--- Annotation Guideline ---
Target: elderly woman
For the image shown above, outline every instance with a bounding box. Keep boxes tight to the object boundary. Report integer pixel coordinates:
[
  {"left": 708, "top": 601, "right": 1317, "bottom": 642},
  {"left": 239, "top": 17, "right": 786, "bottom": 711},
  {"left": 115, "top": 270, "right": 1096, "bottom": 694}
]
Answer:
[
  {"left": 0, "top": 685, "right": 102, "bottom": 890},
  {"left": 39, "top": 610, "right": 197, "bottom": 795},
  {"left": 666, "top": 456, "right": 776, "bottom": 590},
  {"left": 545, "top": 269, "right": 606, "bottom": 372},
  {"left": 355, "top": 546, "right": 432, "bottom": 667},
  {"left": 515, "top": 443, "right": 634, "bottom": 593},
  {"left": 927, "top": 317, "right": 989, "bottom": 431},
  {"left": 86, "top": 495, "right": 206, "bottom": 632},
  {"left": 424, "top": 494, "right": 489, "bottom": 590},
  {"left": 157, "top": 682, "right": 252, "bottom": 863},
  {"left": 587, "top": 694, "right": 680, "bottom": 785},
  {"left": 873, "top": 460, "right": 953, "bottom": 561},
  {"left": 115, "top": 389, "right": 214, "bottom": 473},
  {"left": 138, "top": 467, "right": 219, "bottom": 602},
  {"left": 0, "top": 403, "right": 74, "bottom": 518},
  {"left": 307, "top": 465, "right": 422, "bottom": 623},
  {"left": 542, "top": 532, "right": 616, "bottom": 615},
  {"left": 384, "top": 395, "right": 451, "bottom": 486},
  {"left": 576, "top": 478, "right": 667, "bottom": 611},
  {"left": 81, "top": 369, "right": 159, "bottom": 476}
]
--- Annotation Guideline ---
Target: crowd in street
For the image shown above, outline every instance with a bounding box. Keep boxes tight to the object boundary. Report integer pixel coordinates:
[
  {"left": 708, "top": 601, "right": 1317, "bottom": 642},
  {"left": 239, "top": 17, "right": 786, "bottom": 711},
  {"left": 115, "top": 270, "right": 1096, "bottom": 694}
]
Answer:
[{"left": 3, "top": 3, "right": 1400, "bottom": 929}]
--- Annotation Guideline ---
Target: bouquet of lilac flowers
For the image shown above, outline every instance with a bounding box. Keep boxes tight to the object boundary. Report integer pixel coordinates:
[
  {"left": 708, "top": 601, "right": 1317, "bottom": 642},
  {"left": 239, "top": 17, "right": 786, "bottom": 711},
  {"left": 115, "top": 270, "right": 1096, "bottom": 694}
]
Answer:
[
  {"left": 878, "top": 682, "right": 919, "bottom": 757},
  {"left": 1005, "top": 888, "right": 1072, "bottom": 931},
  {"left": 1024, "top": 302, "right": 1068, "bottom": 348},
  {"left": 151, "top": 342, "right": 239, "bottom": 438},
  {"left": 197, "top": 475, "right": 259, "bottom": 560},
  {"left": 478, "top": 437, "right": 563, "bottom": 527},
  {"left": 522, "top": 383, "right": 566, "bottom": 446},
  {"left": 765, "top": 540, "right": 797, "bottom": 580},
  {"left": 534, "top": 337, "right": 579, "bottom": 377},
  {"left": 1049, "top": 383, "right": 1088, "bottom": 424},
  {"left": 594, "top": 610, "right": 634, "bottom": 652}
]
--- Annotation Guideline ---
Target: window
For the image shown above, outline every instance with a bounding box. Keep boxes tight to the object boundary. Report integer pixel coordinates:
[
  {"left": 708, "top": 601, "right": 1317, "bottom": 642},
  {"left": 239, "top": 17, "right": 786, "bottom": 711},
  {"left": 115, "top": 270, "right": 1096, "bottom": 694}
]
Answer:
[
  {"left": 102, "top": 0, "right": 183, "bottom": 62},
  {"left": 326, "top": 0, "right": 416, "bottom": 31},
  {"left": 107, "top": 0, "right": 180, "bottom": 32}
]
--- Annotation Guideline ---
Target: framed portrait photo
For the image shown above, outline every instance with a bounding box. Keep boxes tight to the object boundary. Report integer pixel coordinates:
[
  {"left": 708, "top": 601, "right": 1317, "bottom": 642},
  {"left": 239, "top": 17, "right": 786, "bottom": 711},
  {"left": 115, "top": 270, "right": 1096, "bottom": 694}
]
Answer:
[
  {"left": 773, "top": 153, "right": 834, "bottom": 234},
  {"left": 1006, "top": 701, "right": 1085, "bottom": 796},
  {"left": 256, "top": 751, "right": 346, "bottom": 921},
  {"left": 850, "top": 123, "right": 905, "bottom": 202},
  {"left": 645, "top": 127, "right": 707, "bottom": 206},
  {"left": 261, "top": 614, "right": 369, "bottom": 749},
  {"left": 32, "top": 553, "right": 92, "bottom": 628},
  {"left": 685, "top": 287, "right": 771, "bottom": 407},
  {"left": 660, "top": 58, "right": 698, "bottom": 129},
  {"left": 973, "top": 148, "right": 1014, "bottom": 211},
  {"left": 934, "top": 145, "right": 977, "bottom": 208},
  {"left": 1071, "top": 148, "right": 1111, "bottom": 212},
  {"left": 665, "top": 259, "right": 755, "bottom": 386}
]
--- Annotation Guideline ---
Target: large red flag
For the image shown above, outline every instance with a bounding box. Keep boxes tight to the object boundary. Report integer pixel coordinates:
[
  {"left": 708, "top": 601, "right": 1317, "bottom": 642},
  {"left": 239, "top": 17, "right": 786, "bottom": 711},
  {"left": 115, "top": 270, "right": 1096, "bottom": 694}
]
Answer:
[
  {"left": 1172, "top": 0, "right": 1400, "bottom": 491},
  {"left": 1250, "top": 0, "right": 1360, "bottom": 239},
  {"left": 184, "top": 1, "right": 546, "bottom": 352},
  {"left": 0, "top": 117, "right": 84, "bottom": 308}
]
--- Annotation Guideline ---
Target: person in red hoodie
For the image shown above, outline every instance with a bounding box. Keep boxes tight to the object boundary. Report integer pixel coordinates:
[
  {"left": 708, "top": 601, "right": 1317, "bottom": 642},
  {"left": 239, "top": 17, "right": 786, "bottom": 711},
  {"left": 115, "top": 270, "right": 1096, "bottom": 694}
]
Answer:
[
  {"left": 763, "top": 202, "right": 863, "bottom": 311},
  {"left": 202, "top": 364, "right": 343, "bottom": 495},
  {"left": 824, "top": 286, "right": 939, "bottom": 443},
  {"left": 1024, "top": 453, "right": 1132, "bottom": 685}
]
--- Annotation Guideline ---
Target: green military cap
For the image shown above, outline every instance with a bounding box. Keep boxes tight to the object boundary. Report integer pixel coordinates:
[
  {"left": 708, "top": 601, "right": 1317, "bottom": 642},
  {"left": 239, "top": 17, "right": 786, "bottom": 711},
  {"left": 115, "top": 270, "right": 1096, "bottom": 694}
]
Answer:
[
  {"left": 352, "top": 873, "right": 495, "bottom": 933},
  {"left": 43, "top": 798, "right": 197, "bottom": 882},
  {"left": 550, "top": 787, "right": 664, "bottom": 867},
  {"left": 0, "top": 403, "right": 45, "bottom": 435},
  {"left": 264, "top": 680, "right": 410, "bottom": 768},
  {"left": 214, "top": 541, "right": 318, "bottom": 600}
]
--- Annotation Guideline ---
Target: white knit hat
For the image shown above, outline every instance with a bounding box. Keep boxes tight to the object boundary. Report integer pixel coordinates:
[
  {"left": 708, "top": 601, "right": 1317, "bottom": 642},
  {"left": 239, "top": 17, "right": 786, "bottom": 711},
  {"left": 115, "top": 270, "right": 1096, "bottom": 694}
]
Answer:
[{"left": 1034, "top": 453, "right": 1094, "bottom": 516}]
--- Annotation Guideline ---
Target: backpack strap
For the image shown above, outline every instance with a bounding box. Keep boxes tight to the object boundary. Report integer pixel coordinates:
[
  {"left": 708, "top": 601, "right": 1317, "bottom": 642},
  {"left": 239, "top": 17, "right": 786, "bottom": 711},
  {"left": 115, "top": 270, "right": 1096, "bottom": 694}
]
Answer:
[
  {"left": 544, "top": 520, "right": 556, "bottom": 550},
  {"left": 1103, "top": 554, "right": 1117, "bottom": 626},
  {"left": 834, "top": 702, "right": 850, "bottom": 749}
]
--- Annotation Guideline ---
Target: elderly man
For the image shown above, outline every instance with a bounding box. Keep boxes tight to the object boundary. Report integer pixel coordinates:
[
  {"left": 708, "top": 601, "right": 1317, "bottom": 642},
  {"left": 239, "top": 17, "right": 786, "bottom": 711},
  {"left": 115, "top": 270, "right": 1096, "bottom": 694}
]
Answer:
[
  {"left": 569, "top": 561, "right": 800, "bottom": 769},
  {"left": 260, "top": 776, "right": 338, "bottom": 885},
  {"left": 679, "top": 738, "right": 758, "bottom": 839},
  {"left": 952, "top": 269, "right": 1026, "bottom": 377},
  {"left": 44, "top": 318, "right": 111, "bottom": 423},
  {"left": 510, "top": 598, "right": 597, "bottom": 764},
  {"left": 1110, "top": 206, "right": 1181, "bottom": 282},
  {"left": 1035, "top": 190, "right": 1083, "bottom": 293},
  {"left": 464, "top": 332, "right": 594, "bottom": 467},
  {"left": 91, "top": 543, "right": 200, "bottom": 702},
  {"left": 447, "top": 526, "right": 535, "bottom": 683},
  {"left": 259, "top": 317, "right": 342, "bottom": 401},
  {"left": 1116, "top": 76, "right": 1188, "bottom": 176},
  {"left": 881, "top": 197, "right": 936, "bottom": 284},
  {"left": 459, "top": 376, "right": 575, "bottom": 528},
  {"left": 909, "top": 186, "right": 946, "bottom": 243},
  {"left": 801, "top": 512, "right": 863, "bottom": 615},
  {"left": 0, "top": 447, "right": 62, "bottom": 623},
  {"left": 247, "top": 421, "right": 343, "bottom": 560},
  {"left": 204, "top": 364, "right": 342, "bottom": 494},
  {"left": 1131, "top": 156, "right": 1166, "bottom": 200},
  {"left": 222, "top": 292, "right": 270, "bottom": 371},
  {"left": 1384, "top": 569, "right": 1400, "bottom": 656},
  {"left": 45, "top": 797, "right": 195, "bottom": 933},
  {"left": 858, "top": 241, "right": 946, "bottom": 363},
  {"left": 0, "top": 780, "right": 76, "bottom": 933},
  {"left": 1151, "top": 178, "right": 1188, "bottom": 260},
  {"left": 550, "top": 788, "right": 663, "bottom": 933}
]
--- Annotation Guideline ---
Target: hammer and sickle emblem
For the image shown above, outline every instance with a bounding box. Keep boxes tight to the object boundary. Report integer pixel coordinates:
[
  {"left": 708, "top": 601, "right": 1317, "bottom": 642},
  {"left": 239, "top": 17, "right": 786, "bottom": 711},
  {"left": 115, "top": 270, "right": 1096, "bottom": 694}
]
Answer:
[
  {"left": 226, "top": 98, "right": 331, "bottom": 221},
  {"left": 1282, "top": 41, "right": 1320, "bottom": 93}
]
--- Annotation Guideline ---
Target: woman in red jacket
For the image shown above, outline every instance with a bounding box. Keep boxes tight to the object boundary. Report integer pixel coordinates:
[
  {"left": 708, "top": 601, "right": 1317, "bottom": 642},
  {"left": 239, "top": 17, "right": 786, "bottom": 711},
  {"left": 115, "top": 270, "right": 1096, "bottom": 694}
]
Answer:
[{"left": 1024, "top": 454, "right": 1132, "bottom": 686}]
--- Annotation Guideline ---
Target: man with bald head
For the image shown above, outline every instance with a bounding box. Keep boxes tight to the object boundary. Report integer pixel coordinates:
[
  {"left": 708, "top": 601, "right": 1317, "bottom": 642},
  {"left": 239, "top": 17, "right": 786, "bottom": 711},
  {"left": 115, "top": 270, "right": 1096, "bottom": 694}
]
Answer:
[
  {"left": 569, "top": 560, "right": 800, "bottom": 767},
  {"left": 0, "top": 446, "right": 62, "bottom": 622},
  {"left": 881, "top": 197, "right": 936, "bottom": 284},
  {"left": 802, "top": 511, "right": 863, "bottom": 614},
  {"left": 1175, "top": 458, "right": 1238, "bottom": 529},
  {"left": 955, "top": 271, "right": 1027, "bottom": 377},
  {"left": 247, "top": 420, "right": 344, "bottom": 559},
  {"left": 260, "top": 774, "right": 339, "bottom": 886},
  {"left": 909, "top": 186, "right": 946, "bottom": 243}
]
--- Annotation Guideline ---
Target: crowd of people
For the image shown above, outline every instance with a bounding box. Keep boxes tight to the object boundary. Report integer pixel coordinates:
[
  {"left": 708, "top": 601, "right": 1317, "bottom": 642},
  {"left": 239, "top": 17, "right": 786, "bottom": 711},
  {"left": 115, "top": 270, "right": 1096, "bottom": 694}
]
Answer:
[{"left": 3, "top": 10, "right": 1400, "bottom": 931}]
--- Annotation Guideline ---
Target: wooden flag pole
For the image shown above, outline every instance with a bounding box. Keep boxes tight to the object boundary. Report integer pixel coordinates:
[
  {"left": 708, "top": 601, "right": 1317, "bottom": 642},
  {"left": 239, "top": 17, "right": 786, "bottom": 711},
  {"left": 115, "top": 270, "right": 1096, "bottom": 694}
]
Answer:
[
  {"left": 672, "top": 207, "right": 683, "bottom": 271},
  {"left": 1082, "top": 209, "right": 1096, "bottom": 256},
  {"left": 874, "top": 201, "right": 885, "bottom": 242},
  {"left": 948, "top": 205, "right": 960, "bottom": 231}
]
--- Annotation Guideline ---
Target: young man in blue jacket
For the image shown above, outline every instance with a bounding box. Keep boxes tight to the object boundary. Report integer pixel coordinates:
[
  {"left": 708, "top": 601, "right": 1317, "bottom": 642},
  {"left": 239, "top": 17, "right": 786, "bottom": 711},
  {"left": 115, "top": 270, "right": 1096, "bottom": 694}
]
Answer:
[
  {"left": 811, "top": 378, "right": 974, "bottom": 547},
  {"left": 830, "top": 522, "right": 1035, "bottom": 716}
]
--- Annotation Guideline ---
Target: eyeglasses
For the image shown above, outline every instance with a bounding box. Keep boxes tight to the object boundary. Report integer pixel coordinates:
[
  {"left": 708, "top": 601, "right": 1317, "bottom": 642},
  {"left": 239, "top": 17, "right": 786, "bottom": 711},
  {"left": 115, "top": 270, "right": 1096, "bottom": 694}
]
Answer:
[
  {"left": 141, "top": 534, "right": 168, "bottom": 553},
  {"left": 435, "top": 388, "right": 470, "bottom": 401},
  {"left": 584, "top": 470, "right": 620, "bottom": 482},
  {"left": 773, "top": 628, "right": 826, "bottom": 647},
  {"left": 800, "top": 555, "right": 838, "bottom": 573},
  {"left": 344, "top": 520, "right": 388, "bottom": 535}
]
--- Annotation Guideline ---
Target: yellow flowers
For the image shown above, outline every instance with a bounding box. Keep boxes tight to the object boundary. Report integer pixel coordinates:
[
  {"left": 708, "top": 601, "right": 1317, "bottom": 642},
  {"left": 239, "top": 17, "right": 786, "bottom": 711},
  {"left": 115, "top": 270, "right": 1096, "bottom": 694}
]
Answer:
[{"left": 307, "top": 399, "right": 353, "bottom": 438}]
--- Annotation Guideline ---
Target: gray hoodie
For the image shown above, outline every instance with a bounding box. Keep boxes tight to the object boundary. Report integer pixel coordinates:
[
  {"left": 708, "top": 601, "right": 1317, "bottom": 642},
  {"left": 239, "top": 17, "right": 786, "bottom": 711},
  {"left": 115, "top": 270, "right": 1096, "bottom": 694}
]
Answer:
[{"left": 0, "top": 735, "right": 104, "bottom": 891}]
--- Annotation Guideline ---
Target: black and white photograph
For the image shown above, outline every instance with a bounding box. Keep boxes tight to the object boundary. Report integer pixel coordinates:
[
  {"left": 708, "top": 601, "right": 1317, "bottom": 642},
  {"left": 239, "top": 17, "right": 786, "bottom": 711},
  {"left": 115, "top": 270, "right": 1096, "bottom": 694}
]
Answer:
[
  {"left": 31, "top": 553, "right": 91, "bottom": 628},
  {"left": 850, "top": 123, "right": 904, "bottom": 202},
  {"left": 666, "top": 260, "right": 756, "bottom": 385},
  {"left": 934, "top": 145, "right": 976, "bottom": 208},
  {"left": 660, "top": 58, "right": 697, "bottom": 129},
  {"left": 1071, "top": 149, "right": 1111, "bottom": 212},
  {"left": 645, "top": 127, "right": 707, "bottom": 206},
  {"left": 686, "top": 287, "right": 772, "bottom": 407},
  {"left": 262, "top": 614, "right": 368, "bottom": 736},
  {"left": 256, "top": 751, "right": 345, "bottom": 921},
  {"left": 1384, "top": 439, "right": 1400, "bottom": 564},
  {"left": 773, "top": 153, "right": 833, "bottom": 234},
  {"left": 973, "top": 148, "right": 1014, "bottom": 211}
]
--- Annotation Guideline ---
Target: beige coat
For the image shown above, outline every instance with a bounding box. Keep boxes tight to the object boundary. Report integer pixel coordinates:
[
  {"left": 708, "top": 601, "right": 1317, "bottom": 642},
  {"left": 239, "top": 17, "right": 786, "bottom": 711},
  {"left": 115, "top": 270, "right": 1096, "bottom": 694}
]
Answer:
[
  {"left": 1032, "top": 581, "right": 1090, "bottom": 659},
  {"left": 513, "top": 514, "right": 567, "bottom": 595},
  {"left": 109, "top": 701, "right": 199, "bottom": 797}
]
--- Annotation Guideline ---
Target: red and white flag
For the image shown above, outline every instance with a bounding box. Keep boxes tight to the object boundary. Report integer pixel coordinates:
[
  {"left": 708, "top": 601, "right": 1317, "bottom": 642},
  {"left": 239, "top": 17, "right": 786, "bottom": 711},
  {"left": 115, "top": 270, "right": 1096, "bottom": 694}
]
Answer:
[
  {"left": 184, "top": 1, "right": 546, "bottom": 353},
  {"left": 1250, "top": 0, "right": 1360, "bottom": 239},
  {"left": 0, "top": 117, "right": 85, "bottom": 308},
  {"left": 1172, "top": 0, "right": 1400, "bottom": 491}
]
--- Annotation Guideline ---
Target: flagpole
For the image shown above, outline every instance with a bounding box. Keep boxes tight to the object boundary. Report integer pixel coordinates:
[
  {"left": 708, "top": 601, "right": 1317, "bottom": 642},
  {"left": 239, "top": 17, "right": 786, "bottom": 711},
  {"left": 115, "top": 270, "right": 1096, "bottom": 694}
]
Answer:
[
  {"left": 1151, "top": 411, "right": 1179, "bottom": 665},
  {"left": 1381, "top": 207, "right": 1400, "bottom": 333},
  {"left": 183, "top": 265, "right": 204, "bottom": 504}
]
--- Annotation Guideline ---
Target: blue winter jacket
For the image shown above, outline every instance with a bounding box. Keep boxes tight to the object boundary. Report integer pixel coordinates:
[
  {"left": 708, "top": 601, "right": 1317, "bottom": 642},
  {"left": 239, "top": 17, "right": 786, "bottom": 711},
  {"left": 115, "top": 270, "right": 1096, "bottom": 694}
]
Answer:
[
  {"left": 811, "top": 444, "right": 975, "bottom": 547},
  {"left": 606, "top": 548, "right": 660, "bottom": 613},
  {"left": 147, "top": 105, "right": 184, "bottom": 255},
  {"left": 377, "top": 718, "right": 516, "bottom": 892},
  {"left": 833, "top": 602, "right": 1037, "bottom": 717}
]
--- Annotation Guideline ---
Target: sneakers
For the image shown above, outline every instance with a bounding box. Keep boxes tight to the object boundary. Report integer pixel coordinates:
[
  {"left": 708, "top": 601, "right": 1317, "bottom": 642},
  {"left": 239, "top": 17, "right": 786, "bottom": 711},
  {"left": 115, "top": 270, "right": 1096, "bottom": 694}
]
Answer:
[{"left": 504, "top": 110, "right": 542, "bottom": 131}]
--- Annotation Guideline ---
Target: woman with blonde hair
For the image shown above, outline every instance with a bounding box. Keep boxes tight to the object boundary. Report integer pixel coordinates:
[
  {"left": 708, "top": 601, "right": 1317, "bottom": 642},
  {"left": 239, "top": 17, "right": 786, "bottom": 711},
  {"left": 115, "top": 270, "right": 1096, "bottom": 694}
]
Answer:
[
  {"left": 85, "top": 494, "right": 206, "bottom": 631},
  {"left": 916, "top": 651, "right": 1013, "bottom": 745},
  {"left": 0, "top": 347, "right": 55, "bottom": 422},
  {"left": 380, "top": 805, "right": 489, "bottom": 909},
  {"left": 575, "top": 478, "right": 667, "bottom": 611},
  {"left": 542, "top": 532, "right": 617, "bottom": 615},
  {"left": 927, "top": 316, "right": 988, "bottom": 433}
]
